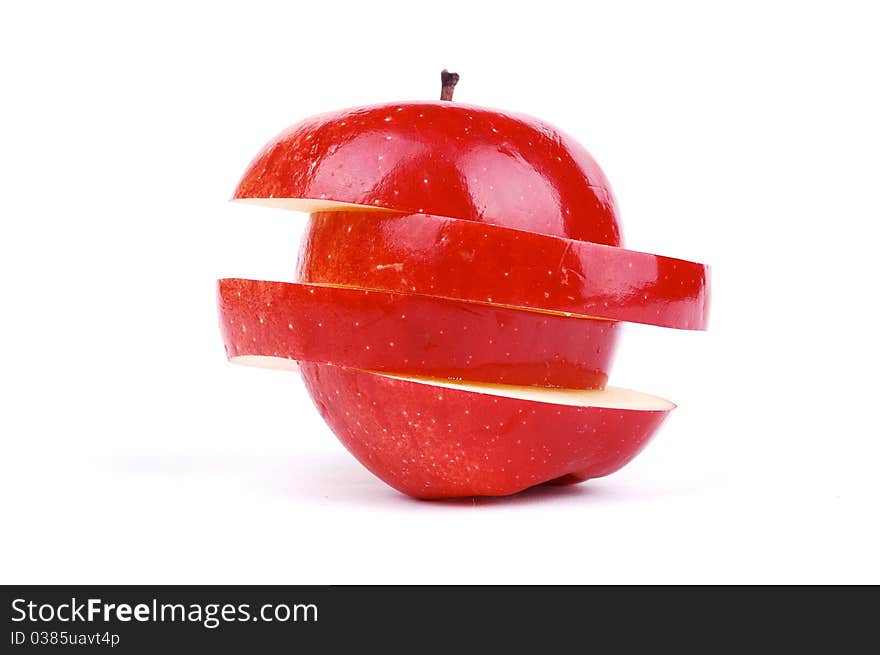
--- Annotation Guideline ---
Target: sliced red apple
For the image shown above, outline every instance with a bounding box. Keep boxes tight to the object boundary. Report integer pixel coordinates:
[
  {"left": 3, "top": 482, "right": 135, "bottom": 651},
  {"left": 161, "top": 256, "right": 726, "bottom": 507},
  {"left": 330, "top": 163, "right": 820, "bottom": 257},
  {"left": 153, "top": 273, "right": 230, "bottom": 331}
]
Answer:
[
  {"left": 218, "top": 278, "right": 618, "bottom": 389},
  {"left": 299, "top": 211, "right": 710, "bottom": 330},
  {"left": 232, "top": 101, "right": 621, "bottom": 245},
  {"left": 299, "top": 362, "right": 673, "bottom": 499}
]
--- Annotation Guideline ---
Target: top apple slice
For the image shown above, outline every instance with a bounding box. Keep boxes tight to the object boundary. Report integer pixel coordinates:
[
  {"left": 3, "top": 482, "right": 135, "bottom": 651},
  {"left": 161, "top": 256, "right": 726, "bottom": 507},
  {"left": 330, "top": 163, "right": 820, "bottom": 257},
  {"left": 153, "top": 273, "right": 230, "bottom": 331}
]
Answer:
[{"left": 232, "top": 102, "right": 621, "bottom": 245}]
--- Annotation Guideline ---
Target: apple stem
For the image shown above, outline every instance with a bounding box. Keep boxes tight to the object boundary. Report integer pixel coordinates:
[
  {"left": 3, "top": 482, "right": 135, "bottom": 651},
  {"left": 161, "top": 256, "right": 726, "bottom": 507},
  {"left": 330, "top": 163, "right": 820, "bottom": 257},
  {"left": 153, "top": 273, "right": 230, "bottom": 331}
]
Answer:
[{"left": 440, "top": 69, "right": 459, "bottom": 101}]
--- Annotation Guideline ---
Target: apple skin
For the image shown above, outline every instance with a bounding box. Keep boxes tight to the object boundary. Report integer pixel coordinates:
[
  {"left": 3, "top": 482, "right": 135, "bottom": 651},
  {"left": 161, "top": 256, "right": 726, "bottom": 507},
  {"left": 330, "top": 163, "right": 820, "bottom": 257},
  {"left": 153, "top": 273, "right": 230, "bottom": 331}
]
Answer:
[
  {"left": 233, "top": 101, "right": 621, "bottom": 245},
  {"left": 299, "top": 211, "right": 711, "bottom": 330},
  {"left": 222, "top": 97, "right": 711, "bottom": 498},
  {"left": 299, "top": 362, "right": 671, "bottom": 499},
  {"left": 218, "top": 278, "right": 617, "bottom": 389}
]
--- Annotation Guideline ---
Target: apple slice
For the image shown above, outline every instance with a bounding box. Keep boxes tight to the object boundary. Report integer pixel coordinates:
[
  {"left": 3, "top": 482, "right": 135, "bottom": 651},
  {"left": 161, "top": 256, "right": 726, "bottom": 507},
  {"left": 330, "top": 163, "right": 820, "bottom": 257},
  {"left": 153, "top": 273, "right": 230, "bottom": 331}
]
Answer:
[
  {"left": 218, "top": 278, "right": 618, "bottom": 389},
  {"left": 231, "top": 101, "right": 621, "bottom": 245},
  {"left": 299, "top": 362, "right": 673, "bottom": 499},
  {"left": 299, "top": 211, "right": 710, "bottom": 330}
]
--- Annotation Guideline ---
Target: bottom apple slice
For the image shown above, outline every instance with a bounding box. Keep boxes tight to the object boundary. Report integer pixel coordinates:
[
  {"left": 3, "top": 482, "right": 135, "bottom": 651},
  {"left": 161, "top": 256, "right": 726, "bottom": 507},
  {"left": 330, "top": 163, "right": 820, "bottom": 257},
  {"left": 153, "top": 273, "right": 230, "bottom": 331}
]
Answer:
[{"left": 299, "top": 362, "right": 674, "bottom": 499}]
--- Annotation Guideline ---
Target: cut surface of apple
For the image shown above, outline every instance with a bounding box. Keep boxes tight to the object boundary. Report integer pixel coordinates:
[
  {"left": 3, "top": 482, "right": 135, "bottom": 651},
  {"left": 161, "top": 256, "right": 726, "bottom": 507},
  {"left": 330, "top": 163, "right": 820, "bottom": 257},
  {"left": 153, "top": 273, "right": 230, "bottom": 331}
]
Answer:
[
  {"left": 299, "top": 211, "right": 710, "bottom": 330},
  {"left": 218, "top": 278, "right": 618, "bottom": 389},
  {"left": 235, "top": 198, "right": 401, "bottom": 213},
  {"left": 233, "top": 101, "right": 622, "bottom": 245},
  {"left": 300, "top": 362, "right": 672, "bottom": 499},
  {"left": 377, "top": 373, "right": 674, "bottom": 409}
]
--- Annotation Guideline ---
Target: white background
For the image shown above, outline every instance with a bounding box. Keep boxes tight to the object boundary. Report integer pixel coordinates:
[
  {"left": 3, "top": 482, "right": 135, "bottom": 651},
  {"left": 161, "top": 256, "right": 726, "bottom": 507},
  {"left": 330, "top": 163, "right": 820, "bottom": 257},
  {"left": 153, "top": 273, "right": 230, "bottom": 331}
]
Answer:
[{"left": 1, "top": 1, "right": 878, "bottom": 584}]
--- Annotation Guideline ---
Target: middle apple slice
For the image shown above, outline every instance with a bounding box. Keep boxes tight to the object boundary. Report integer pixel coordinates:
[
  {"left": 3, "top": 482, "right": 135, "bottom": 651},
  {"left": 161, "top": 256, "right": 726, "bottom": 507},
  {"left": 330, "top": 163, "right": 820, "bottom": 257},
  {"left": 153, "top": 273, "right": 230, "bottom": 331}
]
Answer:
[
  {"left": 218, "top": 278, "right": 617, "bottom": 389},
  {"left": 299, "top": 211, "right": 710, "bottom": 330}
]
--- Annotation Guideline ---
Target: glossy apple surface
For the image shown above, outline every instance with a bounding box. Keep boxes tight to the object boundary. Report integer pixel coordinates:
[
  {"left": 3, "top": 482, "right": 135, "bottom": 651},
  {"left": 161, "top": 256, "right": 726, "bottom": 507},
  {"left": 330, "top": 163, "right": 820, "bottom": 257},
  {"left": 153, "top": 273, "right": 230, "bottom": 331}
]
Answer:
[
  {"left": 300, "top": 362, "right": 673, "bottom": 499},
  {"left": 299, "top": 211, "right": 710, "bottom": 330},
  {"left": 218, "top": 278, "right": 617, "bottom": 388},
  {"left": 232, "top": 101, "right": 621, "bottom": 245}
]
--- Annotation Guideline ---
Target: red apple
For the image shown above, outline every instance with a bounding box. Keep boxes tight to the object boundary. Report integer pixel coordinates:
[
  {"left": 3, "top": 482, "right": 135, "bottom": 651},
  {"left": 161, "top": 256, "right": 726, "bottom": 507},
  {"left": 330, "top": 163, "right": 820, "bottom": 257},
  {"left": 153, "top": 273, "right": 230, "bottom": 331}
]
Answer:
[
  {"left": 298, "top": 211, "right": 710, "bottom": 330},
  {"left": 300, "top": 362, "right": 673, "bottom": 499},
  {"left": 218, "top": 278, "right": 617, "bottom": 389},
  {"left": 232, "top": 101, "right": 621, "bottom": 245},
  {"left": 220, "top": 72, "right": 710, "bottom": 498}
]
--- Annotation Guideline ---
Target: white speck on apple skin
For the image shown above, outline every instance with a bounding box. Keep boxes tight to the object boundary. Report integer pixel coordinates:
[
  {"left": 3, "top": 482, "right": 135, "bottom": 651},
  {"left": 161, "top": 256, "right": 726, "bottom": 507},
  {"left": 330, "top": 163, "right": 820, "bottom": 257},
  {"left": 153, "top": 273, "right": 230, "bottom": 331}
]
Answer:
[{"left": 288, "top": 323, "right": 293, "bottom": 330}]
